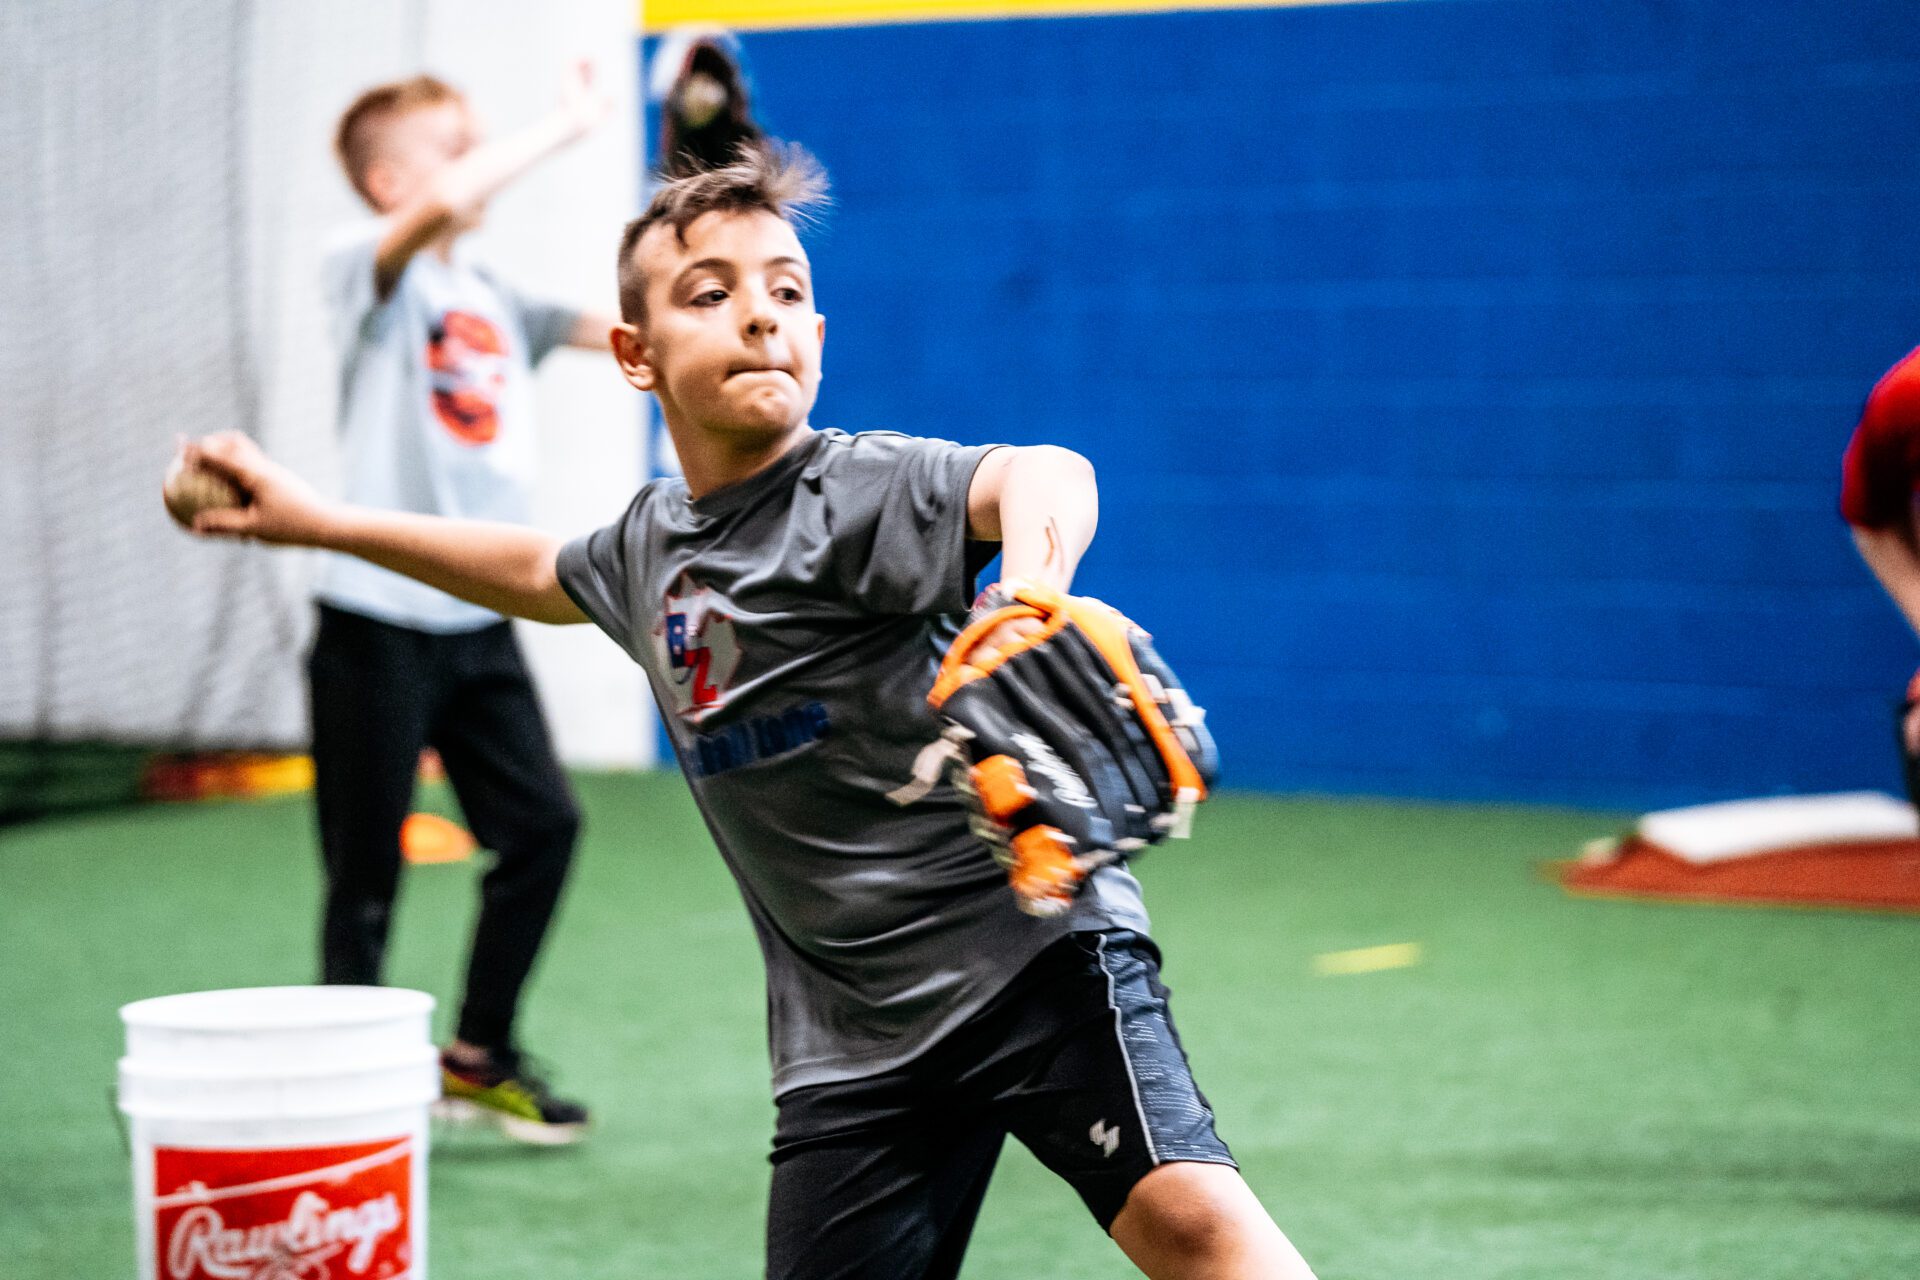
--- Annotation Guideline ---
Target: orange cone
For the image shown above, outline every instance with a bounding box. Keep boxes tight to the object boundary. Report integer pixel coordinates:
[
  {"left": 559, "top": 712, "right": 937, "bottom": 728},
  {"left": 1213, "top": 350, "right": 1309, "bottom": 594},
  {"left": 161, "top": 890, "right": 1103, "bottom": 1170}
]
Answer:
[{"left": 402, "top": 812, "right": 476, "bottom": 864}]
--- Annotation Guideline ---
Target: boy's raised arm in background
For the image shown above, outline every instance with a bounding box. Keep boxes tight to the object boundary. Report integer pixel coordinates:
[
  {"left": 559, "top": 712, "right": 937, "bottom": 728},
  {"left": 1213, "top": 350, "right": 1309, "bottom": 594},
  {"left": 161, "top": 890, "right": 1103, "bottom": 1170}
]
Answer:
[{"left": 353, "top": 58, "right": 613, "bottom": 328}]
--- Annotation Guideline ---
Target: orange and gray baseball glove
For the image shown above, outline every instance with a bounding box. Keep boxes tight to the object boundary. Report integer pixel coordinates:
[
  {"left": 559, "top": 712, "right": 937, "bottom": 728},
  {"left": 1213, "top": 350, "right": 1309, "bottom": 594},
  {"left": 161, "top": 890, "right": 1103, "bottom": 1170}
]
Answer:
[{"left": 929, "top": 582, "right": 1218, "bottom": 917}]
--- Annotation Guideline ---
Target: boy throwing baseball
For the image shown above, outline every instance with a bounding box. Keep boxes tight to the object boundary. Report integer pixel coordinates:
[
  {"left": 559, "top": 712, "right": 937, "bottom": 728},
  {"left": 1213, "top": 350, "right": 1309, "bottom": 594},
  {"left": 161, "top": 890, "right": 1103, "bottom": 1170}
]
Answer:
[{"left": 177, "top": 143, "right": 1316, "bottom": 1278}]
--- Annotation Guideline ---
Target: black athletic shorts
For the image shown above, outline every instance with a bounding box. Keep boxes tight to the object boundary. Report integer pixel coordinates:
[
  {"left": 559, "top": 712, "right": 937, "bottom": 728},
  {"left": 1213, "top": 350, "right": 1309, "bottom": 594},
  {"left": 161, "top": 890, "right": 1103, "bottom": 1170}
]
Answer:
[{"left": 764, "top": 930, "right": 1235, "bottom": 1280}]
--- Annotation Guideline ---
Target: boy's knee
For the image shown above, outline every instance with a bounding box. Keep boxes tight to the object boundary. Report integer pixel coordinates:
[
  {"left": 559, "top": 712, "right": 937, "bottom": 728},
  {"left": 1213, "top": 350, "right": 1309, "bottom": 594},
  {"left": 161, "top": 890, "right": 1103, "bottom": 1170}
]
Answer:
[
  {"left": 491, "top": 794, "right": 581, "bottom": 864},
  {"left": 1123, "top": 1176, "right": 1234, "bottom": 1260},
  {"left": 1111, "top": 1161, "right": 1284, "bottom": 1274}
]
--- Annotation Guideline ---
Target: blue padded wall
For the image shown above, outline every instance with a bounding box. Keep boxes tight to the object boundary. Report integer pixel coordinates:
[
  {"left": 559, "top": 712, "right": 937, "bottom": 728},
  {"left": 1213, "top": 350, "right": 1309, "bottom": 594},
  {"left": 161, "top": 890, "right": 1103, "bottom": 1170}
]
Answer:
[{"left": 656, "top": 0, "right": 1920, "bottom": 807}]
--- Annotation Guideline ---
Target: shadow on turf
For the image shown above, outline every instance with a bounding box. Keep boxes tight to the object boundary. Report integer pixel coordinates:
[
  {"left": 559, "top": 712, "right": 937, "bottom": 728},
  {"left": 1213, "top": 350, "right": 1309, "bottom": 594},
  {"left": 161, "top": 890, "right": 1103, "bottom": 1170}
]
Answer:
[
  {"left": 430, "top": 1127, "right": 585, "bottom": 1163},
  {"left": 1464, "top": 1132, "right": 1920, "bottom": 1214},
  {"left": 431, "top": 1142, "right": 582, "bottom": 1165},
  {"left": 1809, "top": 1190, "right": 1920, "bottom": 1217}
]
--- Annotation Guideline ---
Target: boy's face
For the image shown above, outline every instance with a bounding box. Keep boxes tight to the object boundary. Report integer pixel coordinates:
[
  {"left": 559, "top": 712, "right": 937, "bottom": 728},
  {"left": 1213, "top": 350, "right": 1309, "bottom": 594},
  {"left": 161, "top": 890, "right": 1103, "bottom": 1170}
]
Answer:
[
  {"left": 619, "top": 210, "right": 824, "bottom": 442},
  {"left": 364, "top": 101, "right": 481, "bottom": 221}
]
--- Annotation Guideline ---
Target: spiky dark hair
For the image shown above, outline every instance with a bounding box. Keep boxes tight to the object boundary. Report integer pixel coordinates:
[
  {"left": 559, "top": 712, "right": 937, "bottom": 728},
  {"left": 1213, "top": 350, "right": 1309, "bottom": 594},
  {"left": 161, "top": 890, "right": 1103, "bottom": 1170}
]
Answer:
[{"left": 617, "top": 141, "right": 829, "bottom": 322}]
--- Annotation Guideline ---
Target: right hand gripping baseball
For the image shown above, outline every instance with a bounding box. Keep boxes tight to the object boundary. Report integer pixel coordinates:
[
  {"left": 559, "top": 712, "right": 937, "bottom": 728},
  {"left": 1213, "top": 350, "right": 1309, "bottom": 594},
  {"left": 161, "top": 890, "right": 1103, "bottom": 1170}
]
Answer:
[
  {"left": 929, "top": 583, "right": 1218, "bottom": 918},
  {"left": 172, "top": 432, "right": 333, "bottom": 546}
]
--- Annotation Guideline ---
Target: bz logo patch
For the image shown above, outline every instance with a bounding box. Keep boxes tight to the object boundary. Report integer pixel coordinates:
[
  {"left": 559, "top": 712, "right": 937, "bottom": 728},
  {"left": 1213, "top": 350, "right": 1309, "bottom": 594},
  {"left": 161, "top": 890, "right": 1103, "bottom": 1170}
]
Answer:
[{"left": 655, "top": 575, "right": 741, "bottom": 723}]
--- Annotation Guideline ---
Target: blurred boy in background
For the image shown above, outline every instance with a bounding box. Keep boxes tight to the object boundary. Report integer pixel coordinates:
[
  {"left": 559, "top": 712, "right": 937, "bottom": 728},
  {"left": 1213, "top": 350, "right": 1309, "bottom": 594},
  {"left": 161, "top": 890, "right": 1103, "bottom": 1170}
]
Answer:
[{"left": 315, "top": 64, "right": 617, "bottom": 1143}]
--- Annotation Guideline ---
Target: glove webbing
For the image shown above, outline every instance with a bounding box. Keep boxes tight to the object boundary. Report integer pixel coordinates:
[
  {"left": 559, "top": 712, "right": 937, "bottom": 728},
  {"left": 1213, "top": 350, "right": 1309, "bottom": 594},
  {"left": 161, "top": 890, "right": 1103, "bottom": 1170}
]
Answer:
[{"left": 930, "top": 582, "right": 1209, "bottom": 812}]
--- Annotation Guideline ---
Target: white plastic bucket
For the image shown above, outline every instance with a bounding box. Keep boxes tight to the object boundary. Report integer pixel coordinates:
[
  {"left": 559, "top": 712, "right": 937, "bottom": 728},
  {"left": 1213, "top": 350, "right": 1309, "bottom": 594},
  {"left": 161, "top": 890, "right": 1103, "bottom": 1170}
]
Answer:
[{"left": 118, "top": 986, "right": 439, "bottom": 1280}]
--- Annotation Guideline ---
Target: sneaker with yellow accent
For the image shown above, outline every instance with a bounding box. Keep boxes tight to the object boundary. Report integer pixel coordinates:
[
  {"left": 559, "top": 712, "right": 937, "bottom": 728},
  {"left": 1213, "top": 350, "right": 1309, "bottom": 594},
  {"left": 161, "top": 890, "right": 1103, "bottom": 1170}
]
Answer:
[{"left": 436, "top": 1047, "right": 589, "bottom": 1146}]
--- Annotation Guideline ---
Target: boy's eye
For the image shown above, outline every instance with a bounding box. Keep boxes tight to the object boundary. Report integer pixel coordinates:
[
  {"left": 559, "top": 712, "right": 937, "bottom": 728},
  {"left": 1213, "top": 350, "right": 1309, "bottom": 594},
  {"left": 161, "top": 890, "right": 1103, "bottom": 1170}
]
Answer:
[
  {"left": 691, "top": 289, "right": 727, "bottom": 306},
  {"left": 774, "top": 287, "right": 805, "bottom": 304}
]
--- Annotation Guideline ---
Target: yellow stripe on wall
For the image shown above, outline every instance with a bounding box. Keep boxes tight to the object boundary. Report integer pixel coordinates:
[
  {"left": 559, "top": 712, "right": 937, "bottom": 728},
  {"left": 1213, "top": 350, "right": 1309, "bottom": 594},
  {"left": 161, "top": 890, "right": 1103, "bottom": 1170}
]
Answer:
[{"left": 642, "top": 0, "right": 1396, "bottom": 35}]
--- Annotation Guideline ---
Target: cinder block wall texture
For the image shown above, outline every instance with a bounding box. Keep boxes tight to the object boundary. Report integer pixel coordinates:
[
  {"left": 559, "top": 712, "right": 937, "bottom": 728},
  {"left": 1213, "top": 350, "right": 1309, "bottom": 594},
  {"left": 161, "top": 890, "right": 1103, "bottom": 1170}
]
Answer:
[{"left": 684, "top": 0, "right": 1920, "bottom": 806}]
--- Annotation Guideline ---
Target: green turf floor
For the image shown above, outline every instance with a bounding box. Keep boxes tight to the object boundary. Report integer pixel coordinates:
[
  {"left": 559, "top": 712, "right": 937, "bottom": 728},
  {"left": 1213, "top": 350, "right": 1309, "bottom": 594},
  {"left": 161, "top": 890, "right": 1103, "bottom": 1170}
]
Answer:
[{"left": 3, "top": 774, "right": 1916, "bottom": 1278}]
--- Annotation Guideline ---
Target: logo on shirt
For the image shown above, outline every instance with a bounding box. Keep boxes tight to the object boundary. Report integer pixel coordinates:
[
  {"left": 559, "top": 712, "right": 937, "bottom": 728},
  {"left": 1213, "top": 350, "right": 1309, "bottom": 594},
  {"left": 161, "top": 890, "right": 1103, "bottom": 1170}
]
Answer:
[
  {"left": 655, "top": 574, "right": 742, "bottom": 722},
  {"left": 689, "top": 702, "right": 831, "bottom": 779},
  {"left": 427, "top": 309, "right": 508, "bottom": 446}
]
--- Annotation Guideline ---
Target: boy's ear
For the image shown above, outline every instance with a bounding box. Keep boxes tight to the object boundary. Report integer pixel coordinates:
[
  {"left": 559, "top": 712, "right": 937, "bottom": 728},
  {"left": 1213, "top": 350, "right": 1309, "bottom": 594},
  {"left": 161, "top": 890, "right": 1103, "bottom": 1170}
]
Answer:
[
  {"left": 611, "top": 322, "right": 655, "bottom": 391},
  {"left": 361, "top": 159, "right": 400, "bottom": 212}
]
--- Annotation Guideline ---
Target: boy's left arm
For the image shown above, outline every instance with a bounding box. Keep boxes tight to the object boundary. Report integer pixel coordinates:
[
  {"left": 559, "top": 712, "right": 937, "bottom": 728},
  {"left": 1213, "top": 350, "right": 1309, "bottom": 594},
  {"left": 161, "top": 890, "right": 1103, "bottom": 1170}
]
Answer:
[
  {"left": 966, "top": 445, "right": 1099, "bottom": 595},
  {"left": 946, "top": 444, "right": 1217, "bottom": 918}
]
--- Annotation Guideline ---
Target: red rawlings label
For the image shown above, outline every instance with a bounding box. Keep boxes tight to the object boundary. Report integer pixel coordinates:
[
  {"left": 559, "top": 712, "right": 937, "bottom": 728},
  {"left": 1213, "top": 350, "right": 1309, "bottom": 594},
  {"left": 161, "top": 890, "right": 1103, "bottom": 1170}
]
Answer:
[{"left": 153, "top": 1138, "right": 413, "bottom": 1280}]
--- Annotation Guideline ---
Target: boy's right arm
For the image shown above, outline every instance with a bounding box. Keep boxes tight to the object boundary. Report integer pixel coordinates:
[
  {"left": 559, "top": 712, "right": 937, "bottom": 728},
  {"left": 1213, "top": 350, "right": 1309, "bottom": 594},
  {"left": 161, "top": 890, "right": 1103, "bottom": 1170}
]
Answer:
[
  {"left": 1854, "top": 521, "right": 1920, "bottom": 637},
  {"left": 182, "top": 433, "right": 587, "bottom": 626},
  {"left": 1851, "top": 520, "right": 1920, "bottom": 752},
  {"left": 374, "top": 62, "right": 611, "bottom": 299}
]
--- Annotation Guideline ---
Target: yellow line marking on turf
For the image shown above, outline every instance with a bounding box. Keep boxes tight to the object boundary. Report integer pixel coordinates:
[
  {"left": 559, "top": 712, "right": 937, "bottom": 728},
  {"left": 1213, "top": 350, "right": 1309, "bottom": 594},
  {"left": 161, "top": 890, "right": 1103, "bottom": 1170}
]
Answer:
[
  {"left": 1312, "top": 942, "right": 1422, "bottom": 976},
  {"left": 642, "top": 0, "right": 1402, "bottom": 35}
]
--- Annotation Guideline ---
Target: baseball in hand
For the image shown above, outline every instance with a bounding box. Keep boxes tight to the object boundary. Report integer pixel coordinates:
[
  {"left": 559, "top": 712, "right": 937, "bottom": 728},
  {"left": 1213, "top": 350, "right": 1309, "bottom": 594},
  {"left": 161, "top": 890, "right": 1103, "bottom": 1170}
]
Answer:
[{"left": 162, "top": 452, "right": 246, "bottom": 528}]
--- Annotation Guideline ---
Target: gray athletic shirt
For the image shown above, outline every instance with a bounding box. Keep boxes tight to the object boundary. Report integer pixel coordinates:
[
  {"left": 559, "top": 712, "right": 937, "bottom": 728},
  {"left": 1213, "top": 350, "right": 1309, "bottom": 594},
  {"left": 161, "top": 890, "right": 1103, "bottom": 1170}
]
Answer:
[{"left": 557, "top": 429, "right": 1149, "bottom": 1094}]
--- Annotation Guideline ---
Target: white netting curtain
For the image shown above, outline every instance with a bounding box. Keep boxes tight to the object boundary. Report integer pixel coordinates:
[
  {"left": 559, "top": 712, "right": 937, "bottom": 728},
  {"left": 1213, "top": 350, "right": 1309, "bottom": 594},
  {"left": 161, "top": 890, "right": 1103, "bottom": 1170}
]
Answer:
[{"left": 0, "top": 1, "right": 425, "bottom": 749}]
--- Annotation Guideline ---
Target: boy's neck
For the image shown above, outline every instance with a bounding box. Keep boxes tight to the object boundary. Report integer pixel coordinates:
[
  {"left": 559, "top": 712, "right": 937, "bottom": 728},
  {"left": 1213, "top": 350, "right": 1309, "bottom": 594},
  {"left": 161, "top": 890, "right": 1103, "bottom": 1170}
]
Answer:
[{"left": 670, "top": 419, "right": 815, "bottom": 501}]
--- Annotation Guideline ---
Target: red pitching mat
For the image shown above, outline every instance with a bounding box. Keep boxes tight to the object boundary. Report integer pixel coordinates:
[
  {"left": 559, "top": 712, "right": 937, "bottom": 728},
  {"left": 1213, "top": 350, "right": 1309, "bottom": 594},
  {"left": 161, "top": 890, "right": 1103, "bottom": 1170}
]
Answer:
[{"left": 1554, "top": 792, "right": 1920, "bottom": 914}]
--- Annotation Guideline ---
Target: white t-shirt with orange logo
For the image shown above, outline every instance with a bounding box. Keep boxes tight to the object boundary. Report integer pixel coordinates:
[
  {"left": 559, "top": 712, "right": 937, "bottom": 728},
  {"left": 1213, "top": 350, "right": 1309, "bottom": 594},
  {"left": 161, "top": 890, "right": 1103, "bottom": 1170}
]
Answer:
[{"left": 315, "top": 220, "right": 578, "bottom": 632}]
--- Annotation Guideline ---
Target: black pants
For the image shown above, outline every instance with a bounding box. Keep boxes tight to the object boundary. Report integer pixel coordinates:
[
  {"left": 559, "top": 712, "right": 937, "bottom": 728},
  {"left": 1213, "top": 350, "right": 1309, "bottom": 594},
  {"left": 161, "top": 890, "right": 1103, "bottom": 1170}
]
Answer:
[
  {"left": 308, "top": 604, "right": 580, "bottom": 1051},
  {"left": 765, "top": 931, "right": 1235, "bottom": 1280}
]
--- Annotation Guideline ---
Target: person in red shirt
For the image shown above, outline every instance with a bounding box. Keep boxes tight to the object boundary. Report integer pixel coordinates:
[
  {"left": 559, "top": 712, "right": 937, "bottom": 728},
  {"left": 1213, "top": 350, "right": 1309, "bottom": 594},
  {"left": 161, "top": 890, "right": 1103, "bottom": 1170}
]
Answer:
[{"left": 1842, "top": 346, "right": 1920, "bottom": 800}]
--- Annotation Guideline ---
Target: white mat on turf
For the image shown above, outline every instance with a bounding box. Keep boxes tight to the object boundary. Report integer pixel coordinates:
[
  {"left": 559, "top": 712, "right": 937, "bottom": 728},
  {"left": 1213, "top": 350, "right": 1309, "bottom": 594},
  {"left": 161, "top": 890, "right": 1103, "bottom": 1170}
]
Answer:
[{"left": 1637, "top": 791, "right": 1917, "bottom": 864}]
